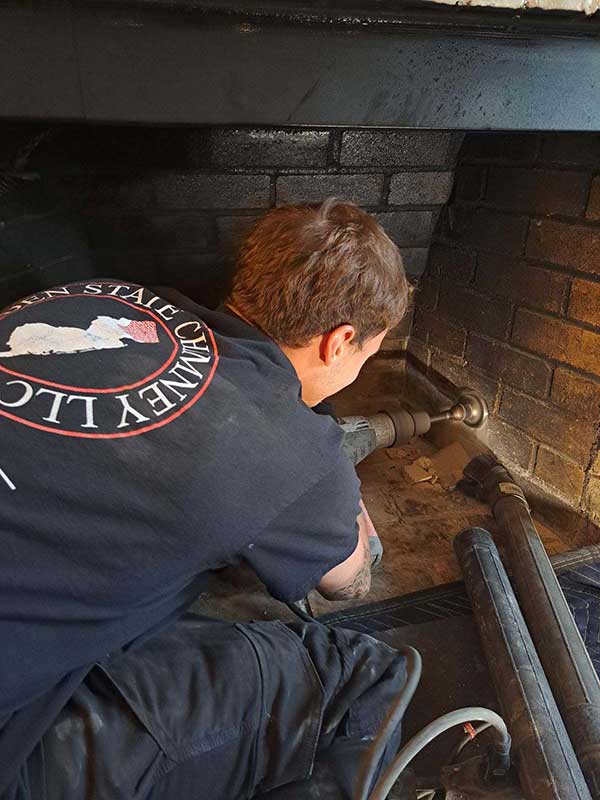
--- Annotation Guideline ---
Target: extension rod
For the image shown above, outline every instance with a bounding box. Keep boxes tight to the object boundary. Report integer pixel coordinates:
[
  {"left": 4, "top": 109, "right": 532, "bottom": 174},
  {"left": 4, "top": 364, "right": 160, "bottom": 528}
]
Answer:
[
  {"left": 464, "top": 455, "right": 600, "bottom": 799},
  {"left": 339, "top": 388, "right": 488, "bottom": 466},
  {"left": 455, "top": 528, "right": 592, "bottom": 800}
]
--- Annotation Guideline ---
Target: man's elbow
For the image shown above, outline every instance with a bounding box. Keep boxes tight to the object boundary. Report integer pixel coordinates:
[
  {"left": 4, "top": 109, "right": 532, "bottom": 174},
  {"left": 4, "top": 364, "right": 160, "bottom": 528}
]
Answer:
[{"left": 318, "top": 563, "right": 372, "bottom": 601}]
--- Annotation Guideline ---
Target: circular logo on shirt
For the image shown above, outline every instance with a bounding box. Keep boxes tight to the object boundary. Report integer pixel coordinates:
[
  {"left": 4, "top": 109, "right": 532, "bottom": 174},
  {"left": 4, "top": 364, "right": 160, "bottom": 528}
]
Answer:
[{"left": 0, "top": 281, "right": 219, "bottom": 438}]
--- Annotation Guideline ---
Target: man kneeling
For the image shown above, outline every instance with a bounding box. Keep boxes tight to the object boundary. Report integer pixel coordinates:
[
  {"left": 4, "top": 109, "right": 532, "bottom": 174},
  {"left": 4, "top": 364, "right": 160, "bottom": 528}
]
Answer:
[{"left": 0, "top": 199, "right": 410, "bottom": 799}]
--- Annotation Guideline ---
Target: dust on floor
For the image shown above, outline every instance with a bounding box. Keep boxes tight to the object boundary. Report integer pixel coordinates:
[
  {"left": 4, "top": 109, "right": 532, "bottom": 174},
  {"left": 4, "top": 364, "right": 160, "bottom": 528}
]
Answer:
[{"left": 194, "top": 423, "right": 569, "bottom": 623}]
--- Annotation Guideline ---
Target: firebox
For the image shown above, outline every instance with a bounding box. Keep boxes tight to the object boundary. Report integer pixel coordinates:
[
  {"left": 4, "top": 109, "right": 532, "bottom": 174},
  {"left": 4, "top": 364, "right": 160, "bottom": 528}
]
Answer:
[{"left": 4, "top": 2, "right": 600, "bottom": 799}]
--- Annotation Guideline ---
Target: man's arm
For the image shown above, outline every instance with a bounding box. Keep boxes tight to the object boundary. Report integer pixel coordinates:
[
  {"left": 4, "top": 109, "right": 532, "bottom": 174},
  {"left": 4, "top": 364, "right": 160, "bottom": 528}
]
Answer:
[{"left": 317, "top": 511, "right": 372, "bottom": 600}]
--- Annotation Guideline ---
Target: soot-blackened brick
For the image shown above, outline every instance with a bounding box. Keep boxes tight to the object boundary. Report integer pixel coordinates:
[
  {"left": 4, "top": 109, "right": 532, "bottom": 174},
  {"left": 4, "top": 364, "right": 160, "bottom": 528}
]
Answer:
[
  {"left": 90, "top": 252, "right": 160, "bottom": 285},
  {"left": 447, "top": 206, "right": 528, "bottom": 256},
  {"left": 475, "top": 253, "right": 567, "bottom": 314},
  {"left": 400, "top": 248, "right": 429, "bottom": 279},
  {"left": 157, "top": 253, "right": 230, "bottom": 307},
  {"left": 388, "top": 172, "right": 453, "bottom": 206},
  {"left": 460, "top": 133, "right": 540, "bottom": 164},
  {"left": 216, "top": 215, "right": 260, "bottom": 253},
  {"left": 513, "top": 308, "right": 600, "bottom": 377},
  {"left": 499, "top": 387, "right": 595, "bottom": 463},
  {"left": 534, "top": 447, "right": 585, "bottom": 504},
  {"left": 466, "top": 334, "right": 551, "bottom": 397},
  {"left": 430, "top": 352, "right": 499, "bottom": 407},
  {"left": 415, "top": 308, "right": 466, "bottom": 357},
  {"left": 453, "top": 165, "right": 486, "bottom": 203},
  {"left": 542, "top": 134, "right": 600, "bottom": 167},
  {"left": 202, "top": 128, "right": 330, "bottom": 169},
  {"left": 527, "top": 218, "right": 600, "bottom": 274},
  {"left": 428, "top": 243, "right": 475, "bottom": 285},
  {"left": 407, "top": 336, "right": 430, "bottom": 367},
  {"left": 551, "top": 368, "right": 600, "bottom": 419},
  {"left": 1, "top": 211, "right": 90, "bottom": 269},
  {"left": 340, "top": 131, "right": 461, "bottom": 168},
  {"left": 414, "top": 276, "right": 438, "bottom": 311},
  {"left": 376, "top": 211, "right": 434, "bottom": 247},
  {"left": 275, "top": 174, "right": 383, "bottom": 206},
  {"left": 438, "top": 284, "right": 512, "bottom": 340},
  {"left": 84, "top": 173, "right": 155, "bottom": 210},
  {"left": 487, "top": 418, "right": 534, "bottom": 472},
  {"left": 155, "top": 174, "right": 271, "bottom": 209},
  {"left": 31, "top": 126, "right": 198, "bottom": 170},
  {"left": 85, "top": 214, "right": 215, "bottom": 252},
  {"left": 485, "top": 167, "right": 589, "bottom": 217}
]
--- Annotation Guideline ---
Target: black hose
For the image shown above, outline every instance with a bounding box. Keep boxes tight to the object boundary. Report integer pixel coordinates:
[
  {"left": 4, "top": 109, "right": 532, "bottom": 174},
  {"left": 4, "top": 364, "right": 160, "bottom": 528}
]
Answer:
[
  {"left": 465, "top": 455, "right": 600, "bottom": 799},
  {"left": 455, "top": 527, "right": 592, "bottom": 800}
]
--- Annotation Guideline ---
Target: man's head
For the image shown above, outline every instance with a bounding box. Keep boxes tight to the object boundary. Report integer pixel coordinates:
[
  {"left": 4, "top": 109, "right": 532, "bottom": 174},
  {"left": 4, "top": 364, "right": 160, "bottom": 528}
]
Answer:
[{"left": 227, "top": 198, "right": 409, "bottom": 406}]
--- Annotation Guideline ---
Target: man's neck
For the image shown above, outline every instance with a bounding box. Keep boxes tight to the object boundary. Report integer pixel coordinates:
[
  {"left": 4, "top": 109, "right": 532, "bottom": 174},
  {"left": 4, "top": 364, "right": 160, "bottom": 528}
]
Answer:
[{"left": 225, "top": 303, "right": 320, "bottom": 406}]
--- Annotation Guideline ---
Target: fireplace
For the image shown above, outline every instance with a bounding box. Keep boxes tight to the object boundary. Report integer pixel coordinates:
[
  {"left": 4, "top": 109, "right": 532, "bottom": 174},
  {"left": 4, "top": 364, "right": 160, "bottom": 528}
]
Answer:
[{"left": 2, "top": 0, "right": 600, "bottom": 536}]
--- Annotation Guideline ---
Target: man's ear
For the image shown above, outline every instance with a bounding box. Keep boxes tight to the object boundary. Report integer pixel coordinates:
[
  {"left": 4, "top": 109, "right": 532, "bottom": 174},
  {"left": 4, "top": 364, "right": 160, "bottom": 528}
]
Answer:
[{"left": 320, "top": 324, "right": 356, "bottom": 365}]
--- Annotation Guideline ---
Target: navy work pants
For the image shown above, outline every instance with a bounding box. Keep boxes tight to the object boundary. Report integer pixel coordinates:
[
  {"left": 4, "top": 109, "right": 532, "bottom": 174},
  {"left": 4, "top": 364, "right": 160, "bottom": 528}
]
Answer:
[{"left": 14, "top": 614, "right": 406, "bottom": 800}]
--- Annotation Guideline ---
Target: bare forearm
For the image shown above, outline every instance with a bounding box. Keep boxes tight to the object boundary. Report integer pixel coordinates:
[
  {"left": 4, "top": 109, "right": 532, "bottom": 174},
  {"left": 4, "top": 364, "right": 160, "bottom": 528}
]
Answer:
[{"left": 317, "top": 512, "right": 372, "bottom": 601}]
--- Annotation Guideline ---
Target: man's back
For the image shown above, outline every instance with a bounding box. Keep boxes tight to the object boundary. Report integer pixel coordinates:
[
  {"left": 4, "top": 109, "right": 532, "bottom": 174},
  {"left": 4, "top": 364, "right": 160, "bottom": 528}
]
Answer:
[{"left": 0, "top": 280, "right": 359, "bottom": 792}]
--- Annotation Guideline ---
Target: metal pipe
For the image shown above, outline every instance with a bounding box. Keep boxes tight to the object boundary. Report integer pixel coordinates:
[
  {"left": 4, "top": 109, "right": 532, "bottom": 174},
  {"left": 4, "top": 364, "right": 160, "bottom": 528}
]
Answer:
[
  {"left": 465, "top": 455, "right": 600, "bottom": 799},
  {"left": 455, "top": 527, "right": 592, "bottom": 800}
]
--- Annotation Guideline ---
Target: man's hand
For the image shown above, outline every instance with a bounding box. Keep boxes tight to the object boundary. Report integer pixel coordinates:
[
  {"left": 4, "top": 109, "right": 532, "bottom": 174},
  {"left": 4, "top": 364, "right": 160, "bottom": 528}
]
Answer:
[{"left": 317, "top": 511, "right": 372, "bottom": 601}]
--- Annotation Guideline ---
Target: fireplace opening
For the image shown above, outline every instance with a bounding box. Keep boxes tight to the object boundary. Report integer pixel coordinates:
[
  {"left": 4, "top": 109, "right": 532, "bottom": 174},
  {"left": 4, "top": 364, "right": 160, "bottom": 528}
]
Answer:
[
  {"left": 2, "top": 121, "right": 600, "bottom": 586},
  {"left": 5, "top": 0, "right": 600, "bottom": 791}
]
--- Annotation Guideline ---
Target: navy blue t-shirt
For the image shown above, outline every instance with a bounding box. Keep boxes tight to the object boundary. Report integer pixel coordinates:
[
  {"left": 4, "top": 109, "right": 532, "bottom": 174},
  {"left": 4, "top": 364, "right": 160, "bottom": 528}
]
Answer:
[{"left": 0, "top": 281, "right": 360, "bottom": 792}]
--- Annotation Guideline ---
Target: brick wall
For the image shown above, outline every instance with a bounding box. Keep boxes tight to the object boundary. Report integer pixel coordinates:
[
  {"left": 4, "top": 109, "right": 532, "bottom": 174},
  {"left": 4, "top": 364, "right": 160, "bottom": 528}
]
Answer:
[
  {"left": 0, "top": 124, "right": 462, "bottom": 324},
  {"left": 410, "top": 132, "right": 600, "bottom": 520}
]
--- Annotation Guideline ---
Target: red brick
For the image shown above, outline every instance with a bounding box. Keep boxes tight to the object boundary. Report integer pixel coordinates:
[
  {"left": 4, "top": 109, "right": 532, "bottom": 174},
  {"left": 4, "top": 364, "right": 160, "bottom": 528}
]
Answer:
[
  {"left": 526, "top": 219, "right": 600, "bottom": 274},
  {"left": 488, "top": 419, "right": 534, "bottom": 471},
  {"left": 414, "top": 309, "right": 466, "bottom": 357},
  {"left": 534, "top": 447, "right": 585, "bottom": 504},
  {"left": 513, "top": 308, "right": 600, "bottom": 377},
  {"left": 448, "top": 206, "right": 528, "bottom": 256},
  {"left": 568, "top": 278, "right": 600, "bottom": 328},
  {"left": 438, "top": 285, "right": 512, "bottom": 340},
  {"left": 466, "top": 334, "right": 551, "bottom": 397},
  {"left": 475, "top": 254, "right": 567, "bottom": 314},
  {"left": 588, "top": 177, "right": 600, "bottom": 222},
  {"left": 551, "top": 368, "right": 600, "bottom": 418},
  {"left": 486, "top": 168, "right": 589, "bottom": 217},
  {"left": 499, "top": 388, "right": 595, "bottom": 463},
  {"left": 429, "top": 243, "right": 475, "bottom": 285}
]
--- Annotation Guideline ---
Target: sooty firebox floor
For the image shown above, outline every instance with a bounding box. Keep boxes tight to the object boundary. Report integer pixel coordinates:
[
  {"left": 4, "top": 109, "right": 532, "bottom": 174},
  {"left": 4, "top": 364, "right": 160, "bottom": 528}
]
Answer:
[{"left": 192, "top": 362, "right": 570, "bottom": 624}]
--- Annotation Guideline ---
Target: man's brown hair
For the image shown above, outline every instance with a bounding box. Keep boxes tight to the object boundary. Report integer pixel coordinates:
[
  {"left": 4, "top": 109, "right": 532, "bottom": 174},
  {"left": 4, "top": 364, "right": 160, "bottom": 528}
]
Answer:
[{"left": 228, "top": 198, "right": 409, "bottom": 348}]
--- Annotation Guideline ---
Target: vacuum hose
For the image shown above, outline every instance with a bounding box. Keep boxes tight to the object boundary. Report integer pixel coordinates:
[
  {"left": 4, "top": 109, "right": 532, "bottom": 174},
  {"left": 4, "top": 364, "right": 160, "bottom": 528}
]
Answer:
[
  {"left": 464, "top": 455, "right": 600, "bottom": 799},
  {"left": 455, "top": 527, "right": 592, "bottom": 800}
]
